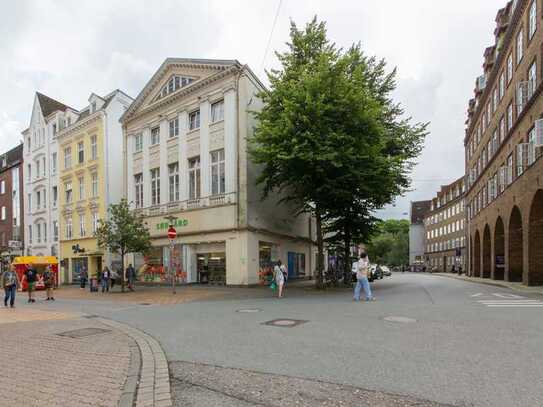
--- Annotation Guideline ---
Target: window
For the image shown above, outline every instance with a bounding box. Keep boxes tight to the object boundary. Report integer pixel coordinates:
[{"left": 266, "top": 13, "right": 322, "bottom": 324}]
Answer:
[
  {"left": 27, "top": 193, "right": 32, "bottom": 212},
  {"left": 516, "top": 143, "right": 525, "bottom": 177},
  {"left": 529, "top": 0, "right": 537, "bottom": 39},
  {"left": 134, "top": 133, "right": 143, "bottom": 152},
  {"left": 1, "top": 206, "right": 5, "bottom": 220},
  {"left": 52, "top": 123, "right": 57, "bottom": 135},
  {"left": 51, "top": 152, "right": 57, "bottom": 175},
  {"left": 36, "top": 190, "right": 41, "bottom": 210},
  {"left": 169, "top": 118, "right": 179, "bottom": 138},
  {"left": 92, "top": 212, "right": 99, "bottom": 234},
  {"left": 188, "top": 157, "right": 201, "bottom": 199},
  {"left": 189, "top": 110, "right": 200, "bottom": 130},
  {"left": 499, "top": 116, "right": 505, "bottom": 143},
  {"left": 36, "top": 160, "right": 40, "bottom": 179},
  {"left": 36, "top": 223, "right": 41, "bottom": 243},
  {"left": 211, "top": 100, "right": 224, "bottom": 122},
  {"left": 79, "top": 215, "right": 86, "bottom": 237},
  {"left": 65, "top": 182, "right": 73, "bottom": 204},
  {"left": 43, "top": 223, "right": 47, "bottom": 242},
  {"left": 91, "top": 102, "right": 97, "bottom": 113},
  {"left": 134, "top": 173, "right": 143, "bottom": 208},
  {"left": 507, "top": 53, "right": 513, "bottom": 83},
  {"left": 517, "top": 28, "right": 524, "bottom": 65},
  {"left": 91, "top": 135, "right": 97, "bottom": 160},
  {"left": 78, "top": 176, "right": 85, "bottom": 200},
  {"left": 43, "top": 189, "right": 46, "bottom": 209},
  {"left": 28, "top": 225, "right": 32, "bottom": 244},
  {"left": 150, "top": 168, "right": 160, "bottom": 205},
  {"left": 52, "top": 186, "right": 57, "bottom": 207},
  {"left": 210, "top": 149, "right": 225, "bottom": 195},
  {"left": 493, "top": 87, "right": 498, "bottom": 112},
  {"left": 66, "top": 217, "right": 72, "bottom": 239},
  {"left": 64, "top": 147, "right": 72, "bottom": 169},
  {"left": 53, "top": 221, "right": 58, "bottom": 242},
  {"left": 78, "top": 141, "right": 84, "bottom": 163},
  {"left": 528, "top": 127, "right": 536, "bottom": 165},
  {"left": 27, "top": 137, "right": 31, "bottom": 152},
  {"left": 91, "top": 173, "right": 98, "bottom": 197},
  {"left": 528, "top": 60, "right": 537, "bottom": 98},
  {"left": 42, "top": 157, "right": 46, "bottom": 177},
  {"left": 0, "top": 180, "right": 4, "bottom": 194},
  {"left": 151, "top": 127, "right": 160, "bottom": 145},
  {"left": 507, "top": 103, "right": 513, "bottom": 130},
  {"left": 168, "top": 163, "right": 179, "bottom": 202},
  {"left": 499, "top": 72, "right": 505, "bottom": 100}
]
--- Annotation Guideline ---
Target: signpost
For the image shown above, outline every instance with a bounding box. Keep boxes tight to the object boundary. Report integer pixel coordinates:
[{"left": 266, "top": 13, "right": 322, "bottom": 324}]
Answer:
[{"left": 164, "top": 215, "right": 178, "bottom": 294}]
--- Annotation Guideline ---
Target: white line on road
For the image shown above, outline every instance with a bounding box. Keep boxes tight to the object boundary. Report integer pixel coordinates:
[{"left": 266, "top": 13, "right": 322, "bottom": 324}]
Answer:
[{"left": 486, "top": 304, "right": 543, "bottom": 307}]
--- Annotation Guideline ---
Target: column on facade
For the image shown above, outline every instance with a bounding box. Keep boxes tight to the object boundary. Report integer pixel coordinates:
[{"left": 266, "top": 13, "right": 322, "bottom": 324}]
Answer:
[
  {"left": 159, "top": 119, "right": 169, "bottom": 205},
  {"left": 199, "top": 99, "right": 211, "bottom": 198},
  {"left": 126, "top": 134, "right": 134, "bottom": 204},
  {"left": 178, "top": 111, "right": 189, "bottom": 201},
  {"left": 142, "top": 127, "right": 151, "bottom": 208},
  {"left": 223, "top": 88, "right": 237, "bottom": 194}
]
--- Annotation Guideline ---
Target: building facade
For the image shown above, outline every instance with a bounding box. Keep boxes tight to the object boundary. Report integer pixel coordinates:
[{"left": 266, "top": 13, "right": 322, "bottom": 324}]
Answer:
[
  {"left": 57, "top": 90, "right": 133, "bottom": 282},
  {"left": 121, "top": 58, "right": 315, "bottom": 286},
  {"left": 409, "top": 200, "right": 432, "bottom": 266},
  {"left": 22, "top": 93, "right": 77, "bottom": 258},
  {"left": 464, "top": 0, "right": 543, "bottom": 285},
  {"left": 423, "top": 178, "right": 467, "bottom": 272},
  {"left": 0, "top": 144, "right": 24, "bottom": 265}
]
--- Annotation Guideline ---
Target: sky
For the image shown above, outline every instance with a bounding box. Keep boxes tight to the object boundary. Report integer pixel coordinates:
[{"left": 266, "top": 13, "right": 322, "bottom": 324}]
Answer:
[{"left": 0, "top": 0, "right": 505, "bottom": 219}]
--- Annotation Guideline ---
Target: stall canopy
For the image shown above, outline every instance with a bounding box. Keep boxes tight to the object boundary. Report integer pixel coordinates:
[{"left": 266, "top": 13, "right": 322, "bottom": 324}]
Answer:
[{"left": 12, "top": 256, "right": 58, "bottom": 265}]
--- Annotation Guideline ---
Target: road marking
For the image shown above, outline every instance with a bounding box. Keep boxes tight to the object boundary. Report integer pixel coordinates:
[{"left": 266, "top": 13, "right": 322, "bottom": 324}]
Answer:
[
  {"left": 470, "top": 293, "right": 485, "bottom": 297},
  {"left": 492, "top": 293, "right": 525, "bottom": 299},
  {"left": 477, "top": 299, "right": 543, "bottom": 308}
]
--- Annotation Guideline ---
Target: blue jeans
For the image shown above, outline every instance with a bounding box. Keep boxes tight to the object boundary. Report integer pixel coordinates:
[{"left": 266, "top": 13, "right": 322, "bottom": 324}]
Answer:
[
  {"left": 4, "top": 285, "right": 16, "bottom": 306},
  {"left": 101, "top": 278, "right": 109, "bottom": 292},
  {"left": 354, "top": 277, "right": 372, "bottom": 301}
]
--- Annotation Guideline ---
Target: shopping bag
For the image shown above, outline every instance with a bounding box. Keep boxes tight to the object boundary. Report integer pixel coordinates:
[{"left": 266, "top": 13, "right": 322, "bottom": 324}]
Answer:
[{"left": 270, "top": 281, "right": 277, "bottom": 291}]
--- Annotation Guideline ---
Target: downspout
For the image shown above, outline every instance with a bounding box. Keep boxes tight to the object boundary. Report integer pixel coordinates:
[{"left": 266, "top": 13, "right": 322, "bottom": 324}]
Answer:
[
  {"left": 236, "top": 67, "right": 243, "bottom": 229},
  {"left": 102, "top": 109, "right": 110, "bottom": 269}
]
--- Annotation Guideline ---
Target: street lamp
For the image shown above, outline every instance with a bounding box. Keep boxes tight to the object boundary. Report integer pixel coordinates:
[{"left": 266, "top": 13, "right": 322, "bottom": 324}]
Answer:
[{"left": 163, "top": 215, "right": 178, "bottom": 294}]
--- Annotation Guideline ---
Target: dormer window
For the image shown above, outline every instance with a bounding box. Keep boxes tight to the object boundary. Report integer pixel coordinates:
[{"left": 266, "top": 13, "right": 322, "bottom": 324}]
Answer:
[{"left": 157, "top": 76, "right": 194, "bottom": 101}]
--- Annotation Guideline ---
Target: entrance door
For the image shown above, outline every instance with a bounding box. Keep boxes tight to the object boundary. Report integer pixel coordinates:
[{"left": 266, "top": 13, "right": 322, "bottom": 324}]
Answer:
[{"left": 443, "top": 256, "right": 447, "bottom": 273}]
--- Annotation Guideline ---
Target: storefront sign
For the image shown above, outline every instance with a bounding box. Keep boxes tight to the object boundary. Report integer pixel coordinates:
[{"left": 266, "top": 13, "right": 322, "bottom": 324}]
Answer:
[{"left": 156, "top": 219, "right": 188, "bottom": 231}]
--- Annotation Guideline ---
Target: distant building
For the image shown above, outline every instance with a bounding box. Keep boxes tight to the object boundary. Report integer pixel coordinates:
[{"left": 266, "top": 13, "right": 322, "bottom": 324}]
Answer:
[
  {"left": 409, "top": 200, "right": 432, "bottom": 266},
  {"left": 423, "top": 177, "right": 466, "bottom": 272},
  {"left": 0, "top": 144, "right": 24, "bottom": 264}
]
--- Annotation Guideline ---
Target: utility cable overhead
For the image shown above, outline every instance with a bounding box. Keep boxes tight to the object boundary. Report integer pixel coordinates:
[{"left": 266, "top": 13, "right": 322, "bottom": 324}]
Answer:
[{"left": 260, "top": 0, "right": 283, "bottom": 74}]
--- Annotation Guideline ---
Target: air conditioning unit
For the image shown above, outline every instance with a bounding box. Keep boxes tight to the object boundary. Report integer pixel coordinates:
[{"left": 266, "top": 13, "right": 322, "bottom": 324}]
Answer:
[{"left": 477, "top": 75, "right": 487, "bottom": 91}]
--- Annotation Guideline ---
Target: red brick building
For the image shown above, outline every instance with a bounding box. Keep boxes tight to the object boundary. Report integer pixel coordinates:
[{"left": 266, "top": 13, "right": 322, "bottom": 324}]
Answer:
[{"left": 0, "top": 144, "right": 24, "bottom": 264}]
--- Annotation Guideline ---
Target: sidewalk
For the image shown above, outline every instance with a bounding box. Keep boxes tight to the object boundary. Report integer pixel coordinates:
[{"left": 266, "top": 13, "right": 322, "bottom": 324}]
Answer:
[
  {"left": 432, "top": 272, "right": 543, "bottom": 295},
  {"left": 0, "top": 305, "right": 172, "bottom": 407}
]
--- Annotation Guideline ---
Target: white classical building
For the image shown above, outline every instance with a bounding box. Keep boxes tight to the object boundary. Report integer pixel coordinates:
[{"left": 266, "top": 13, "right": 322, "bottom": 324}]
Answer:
[
  {"left": 22, "top": 93, "right": 79, "bottom": 257},
  {"left": 122, "top": 58, "right": 316, "bottom": 285}
]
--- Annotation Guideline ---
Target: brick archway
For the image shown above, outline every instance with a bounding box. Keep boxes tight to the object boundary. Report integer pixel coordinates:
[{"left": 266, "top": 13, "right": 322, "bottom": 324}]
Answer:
[
  {"left": 473, "top": 230, "right": 481, "bottom": 278},
  {"left": 528, "top": 190, "right": 543, "bottom": 285},
  {"left": 482, "top": 225, "right": 491, "bottom": 279},
  {"left": 508, "top": 206, "right": 523, "bottom": 282},
  {"left": 494, "top": 217, "right": 505, "bottom": 280}
]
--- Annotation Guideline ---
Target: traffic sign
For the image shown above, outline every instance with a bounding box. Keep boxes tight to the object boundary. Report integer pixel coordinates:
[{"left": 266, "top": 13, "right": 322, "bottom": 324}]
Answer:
[{"left": 167, "top": 226, "right": 177, "bottom": 240}]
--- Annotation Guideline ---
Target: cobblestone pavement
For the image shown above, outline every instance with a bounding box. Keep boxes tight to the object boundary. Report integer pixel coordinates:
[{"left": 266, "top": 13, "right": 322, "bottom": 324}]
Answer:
[
  {"left": 170, "top": 361, "right": 452, "bottom": 407},
  {"left": 0, "top": 310, "right": 131, "bottom": 407}
]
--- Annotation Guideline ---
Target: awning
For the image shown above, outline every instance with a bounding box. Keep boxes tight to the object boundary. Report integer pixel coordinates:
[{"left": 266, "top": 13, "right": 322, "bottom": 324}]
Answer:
[{"left": 12, "top": 256, "right": 58, "bottom": 265}]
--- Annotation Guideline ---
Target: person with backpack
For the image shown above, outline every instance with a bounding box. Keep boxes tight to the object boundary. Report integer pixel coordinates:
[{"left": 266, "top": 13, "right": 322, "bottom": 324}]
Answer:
[
  {"left": 353, "top": 253, "right": 375, "bottom": 302},
  {"left": 43, "top": 265, "right": 55, "bottom": 301},
  {"left": 23, "top": 265, "right": 37, "bottom": 303},
  {"left": 2, "top": 264, "right": 19, "bottom": 308}
]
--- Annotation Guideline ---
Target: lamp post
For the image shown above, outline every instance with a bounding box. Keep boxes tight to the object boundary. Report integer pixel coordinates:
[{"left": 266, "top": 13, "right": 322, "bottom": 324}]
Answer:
[{"left": 164, "top": 215, "right": 178, "bottom": 294}]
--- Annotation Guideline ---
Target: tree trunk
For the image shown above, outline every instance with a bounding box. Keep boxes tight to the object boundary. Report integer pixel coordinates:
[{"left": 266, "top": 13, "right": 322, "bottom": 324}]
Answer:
[
  {"left": 316, "top": 206, "right": 324, "bottom": 289},
  {"left": 121, "top": 250, "right": 125, "bottom": 293},
  {"left": 343, "top": 225, "right": 352, "bottom": 287}
]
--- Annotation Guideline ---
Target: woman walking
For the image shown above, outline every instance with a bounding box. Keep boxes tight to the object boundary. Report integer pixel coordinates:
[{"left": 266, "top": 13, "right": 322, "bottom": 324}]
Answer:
[
  {"left": 353, "top": 253, "right": 375, "bottom": 302},
  {"left": 273, "top": 260, "right": 286, "bottom": 298},
  {"left": 2, "top": 264, "right": 19, "bottom": 308}
]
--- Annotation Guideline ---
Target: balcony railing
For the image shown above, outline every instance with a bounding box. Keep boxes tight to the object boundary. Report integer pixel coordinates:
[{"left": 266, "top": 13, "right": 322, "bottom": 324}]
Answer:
[{"left": 135, "top": 192, "right": 236, "bottom": 217}]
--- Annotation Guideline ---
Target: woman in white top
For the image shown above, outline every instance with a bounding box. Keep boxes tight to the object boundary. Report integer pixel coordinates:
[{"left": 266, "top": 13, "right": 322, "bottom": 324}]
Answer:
[{"left": 274, "top": 260, "right": 286, "bottom": 298}]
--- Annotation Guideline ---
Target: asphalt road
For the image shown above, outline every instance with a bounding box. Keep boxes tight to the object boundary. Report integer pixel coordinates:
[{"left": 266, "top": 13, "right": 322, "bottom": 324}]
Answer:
[{"left": 27, "top": 273, "right": 543, "bottom": 407}]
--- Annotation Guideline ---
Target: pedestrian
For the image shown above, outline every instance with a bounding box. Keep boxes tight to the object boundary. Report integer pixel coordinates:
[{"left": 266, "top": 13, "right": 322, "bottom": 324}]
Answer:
[
  {"left": 101, "top": 266, "right": 110, "bottom": 293},
  {"left": 2, "top": 264, "right": 19, "bottom": 308},
  {"left": 126, "top": 264, "right": 136, "bottom": 291},
  {"left": 353, "top": 253, "right": 375, "bottom": 302},
  {"left": 43, "top": 265, "right": 55, "bottom": 301},
  {"left": 23, "top": 265, "right": 38, "bottom": 303},
  {"left": 110, "top": 268, "right": 119, "bottom": 289},
  {"left": 273, "top": 260, "right": 286, "bottom": 298},
  {"left": 80, "top": 266, "right": 88, "bottom": 289}
]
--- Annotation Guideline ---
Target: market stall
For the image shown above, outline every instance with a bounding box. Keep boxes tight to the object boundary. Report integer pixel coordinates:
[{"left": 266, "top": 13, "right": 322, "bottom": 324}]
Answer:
[{"left": 12, "top": 256, "right": 59, "bottom": 291}]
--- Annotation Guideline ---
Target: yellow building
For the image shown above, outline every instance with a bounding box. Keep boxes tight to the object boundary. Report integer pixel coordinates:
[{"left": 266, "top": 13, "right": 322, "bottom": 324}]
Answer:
[{"left": 57, "top": 91, "right": 133, "bottom": 282}]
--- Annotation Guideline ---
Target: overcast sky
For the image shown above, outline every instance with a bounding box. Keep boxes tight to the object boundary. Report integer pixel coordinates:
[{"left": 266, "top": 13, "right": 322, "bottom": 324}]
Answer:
[{"left": 0, "top": 0, "right": 505, "bottom": 219}]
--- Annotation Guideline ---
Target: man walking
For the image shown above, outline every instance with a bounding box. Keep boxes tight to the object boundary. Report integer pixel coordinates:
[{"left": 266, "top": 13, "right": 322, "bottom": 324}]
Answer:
[
  {"left": 2, "top": 264, "right": 19, "bottom": 308},
  {"left": 126, "top": 264, "right": 136, "bottom": 291},
  {"left": 353, "top": 253, "right": 375, "bottom": 302},
  {"left": 24, "top": 265, "right": 37, "bottom": 303},
  {"left": 80, "top": 266, "right": 88, "bottom": 289}
]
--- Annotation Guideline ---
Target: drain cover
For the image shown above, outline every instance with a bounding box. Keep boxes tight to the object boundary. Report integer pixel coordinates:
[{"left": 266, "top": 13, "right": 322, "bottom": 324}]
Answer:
[
  {"left": 57, "top": 328, "right": 112, "bottom": 338},
  {"left": 236, "top": 308, "right": 262, "bottom": 313},
  {"left": 383, "top": 316, "right": 417, "bottom": 324},
  {"left": 263, "top": 319, "right": 308, "bottom": 328}
]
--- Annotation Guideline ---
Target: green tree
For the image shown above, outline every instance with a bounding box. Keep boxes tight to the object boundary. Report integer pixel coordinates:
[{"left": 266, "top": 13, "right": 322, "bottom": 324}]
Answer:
[
  {"left": 95, "top": 199, "right": 152, "bottom": 292},
  {"left": 365, "top": 219, "right": 410, "bottom": 266},
  {"left": 250, "top": 18, "right": 426, "bottom": 287}
]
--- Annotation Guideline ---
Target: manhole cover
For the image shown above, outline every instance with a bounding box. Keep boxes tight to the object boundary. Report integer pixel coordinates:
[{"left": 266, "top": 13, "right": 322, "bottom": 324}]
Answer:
[
  {"left": 236, "top": 308, "right": 262, "bottom": 313},
  {"left": 139, "top": 303, "right": 152, "bottom": 306},
  {"left": 57, "top": 328, "right": 112, "bottom": 338},
  {"left": 383, "top": 316, "right": 417, "bottom": 324},
  {"left": 263, "top": 319, "right": 308, "bottom": 328}
]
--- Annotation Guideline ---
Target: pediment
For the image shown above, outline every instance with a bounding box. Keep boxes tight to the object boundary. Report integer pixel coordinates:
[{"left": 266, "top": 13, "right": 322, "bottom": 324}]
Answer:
[{"left": 122, "top": 58, "right": 240, "bottom": 122}]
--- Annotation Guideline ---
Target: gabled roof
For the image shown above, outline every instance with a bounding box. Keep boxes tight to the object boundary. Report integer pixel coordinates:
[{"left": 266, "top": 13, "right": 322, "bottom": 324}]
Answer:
[
  {"left": 121, "top": 58, "right": 241, "bottom": 123},
  {"left": 36, "top": 92, "right": 71, "bottom": 117},
  {"left": 410, "top": 200, "right": 432, "bottom": 224}
]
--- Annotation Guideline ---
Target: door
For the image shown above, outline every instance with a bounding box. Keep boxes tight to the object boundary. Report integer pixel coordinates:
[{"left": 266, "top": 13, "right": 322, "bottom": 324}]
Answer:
[{"left": 288, "top": 252, "right": 296, "bottom": 279}]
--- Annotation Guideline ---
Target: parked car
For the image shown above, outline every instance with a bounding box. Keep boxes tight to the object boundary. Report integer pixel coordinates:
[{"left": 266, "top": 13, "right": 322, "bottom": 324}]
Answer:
[{"left": 381, "top": 265, "right": 392, "bottom": 276}]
